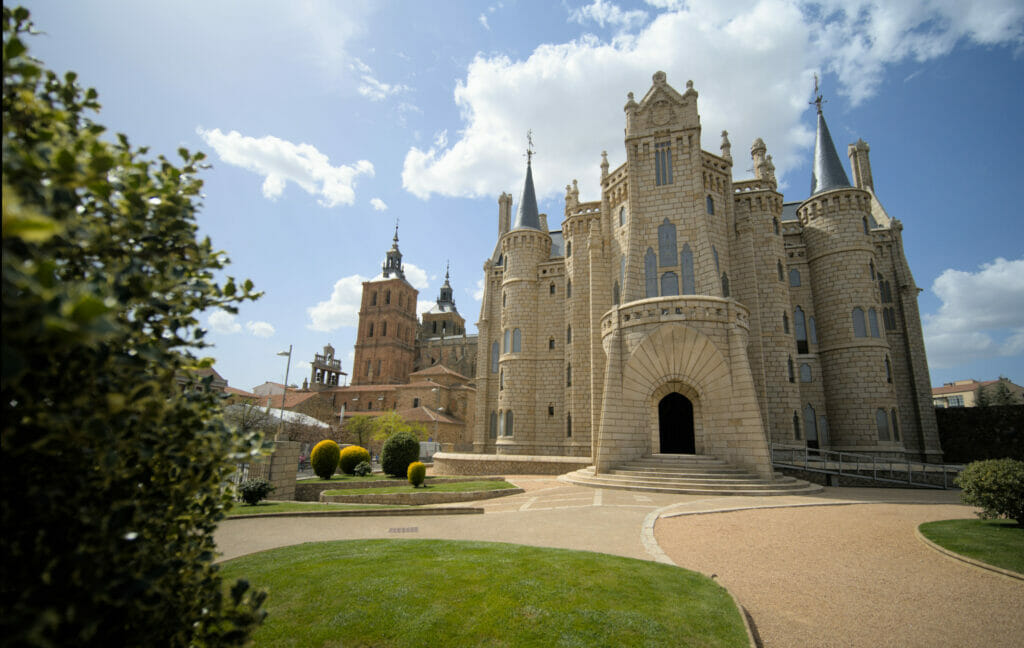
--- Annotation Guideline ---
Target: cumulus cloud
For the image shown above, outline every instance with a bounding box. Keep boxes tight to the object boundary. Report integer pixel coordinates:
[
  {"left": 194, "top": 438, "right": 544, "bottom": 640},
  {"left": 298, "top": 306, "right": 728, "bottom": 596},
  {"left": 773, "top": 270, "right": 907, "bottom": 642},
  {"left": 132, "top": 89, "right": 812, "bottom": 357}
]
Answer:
[
  {"left": 246, "top": 321, "right": 276, "bottom": 338},
  {"left": 370, "top": 197, "right": 388, "bottom": 211},
  {"left": 197, "top": 128, "right": 373, "bottom": 207},
  {"left": 923, "top": 257, "right": 1024, "bottom": 369},
  {"left": 403, "top": 262, "right": 430, "bottom": 291},
  {"left": 569, "top": 0, "right": 648, "bottom": 31},
  {"left": 473, "top": 277, "right": 485, "bottom": 301},
  {"left": 208, "top": 310, "right": 242, "bottom": 334},
  {"left": 417, "top": 299, "right": 436, "bottom": 317},
  {"left": 402, "top": 0, "right": 1024, "bottom": 202},
  {"left": 307, "top": 274, "right": 369, "bottom": 332}
]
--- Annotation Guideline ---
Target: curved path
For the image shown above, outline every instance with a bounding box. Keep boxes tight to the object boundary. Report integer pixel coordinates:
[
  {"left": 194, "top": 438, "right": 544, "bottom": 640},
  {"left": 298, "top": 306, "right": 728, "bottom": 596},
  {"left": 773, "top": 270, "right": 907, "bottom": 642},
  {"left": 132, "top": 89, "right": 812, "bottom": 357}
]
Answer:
[{"left": 215, "top": 478, "right": 1022, "bottom": 647}]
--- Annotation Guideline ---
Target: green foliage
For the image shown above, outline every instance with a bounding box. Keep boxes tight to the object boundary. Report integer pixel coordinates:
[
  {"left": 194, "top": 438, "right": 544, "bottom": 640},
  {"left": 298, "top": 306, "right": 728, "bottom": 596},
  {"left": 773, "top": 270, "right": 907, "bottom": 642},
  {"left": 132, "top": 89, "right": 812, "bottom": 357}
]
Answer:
[
  {"left": 1, "top": 8, "right": 266, "bottom": 646},
  {"left": 955, "top": 459, "right": 1024, "bottom": 525},
  {"left": 408, "top": 461, "right": 427, "bottom": 487},
  {"left": 339, "top": 445, "right": 371, "bottom": 475},
  {"left": 345, "top": 414, "right": 375, "bottom": 447},
  {"left": 239, "top": 479, "right": 274, "bottom": 506},
  {"left": 310, "top": 440, "right": 341, "bottom": 480},
  {"left": 977, "top": 380, "right": 1020, "bottom": 407},
  {"left": 372, "top": 410, "right": 428, "bottom": 443},
  {"left": 381, "top": 430, "right": 421, "bottom": 478},
  {"left": 353, "top": 461, "right": 373, "bottom": 477}
]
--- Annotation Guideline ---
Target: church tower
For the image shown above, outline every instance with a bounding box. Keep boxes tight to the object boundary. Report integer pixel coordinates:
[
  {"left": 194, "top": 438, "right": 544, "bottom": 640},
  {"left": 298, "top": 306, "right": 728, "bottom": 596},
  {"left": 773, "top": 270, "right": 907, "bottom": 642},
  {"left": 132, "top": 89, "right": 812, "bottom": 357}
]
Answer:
[
  {"left": 351, "top": 227, "right": 419, "bottom": 385},
  {"left": 421, "top": 264, "right": 465, "bottom": 338}
]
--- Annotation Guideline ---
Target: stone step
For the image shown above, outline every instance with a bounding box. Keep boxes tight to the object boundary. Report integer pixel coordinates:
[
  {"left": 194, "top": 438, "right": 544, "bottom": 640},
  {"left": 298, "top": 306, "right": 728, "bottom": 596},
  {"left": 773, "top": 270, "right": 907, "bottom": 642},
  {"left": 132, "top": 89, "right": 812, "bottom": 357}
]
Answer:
[
  {"left": 559, "top": 471, "right": 823, "bottom": 496},
  {"left": 573, "top": 472, "right": 812, "bottom": 490},
  {"left": 612, "top": 466, "right": 753, "bottom": 476}
]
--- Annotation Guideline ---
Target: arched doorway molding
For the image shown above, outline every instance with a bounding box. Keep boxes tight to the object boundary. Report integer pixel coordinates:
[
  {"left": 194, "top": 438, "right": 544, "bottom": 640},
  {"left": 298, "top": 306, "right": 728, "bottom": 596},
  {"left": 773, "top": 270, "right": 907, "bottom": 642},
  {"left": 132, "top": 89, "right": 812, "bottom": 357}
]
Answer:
[
  {"left": 650, "top": 380, "right": 703, "bottom": 454},
  {"left": 658, "top": 392, "right": 695, "bottom": 453}
]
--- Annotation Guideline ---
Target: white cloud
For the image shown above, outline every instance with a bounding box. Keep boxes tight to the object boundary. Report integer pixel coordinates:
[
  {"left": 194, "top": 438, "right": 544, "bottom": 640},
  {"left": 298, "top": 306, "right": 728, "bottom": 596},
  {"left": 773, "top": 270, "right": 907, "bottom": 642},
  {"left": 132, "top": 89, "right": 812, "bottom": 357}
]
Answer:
[
  {"left": 358, "top": 75, "right": 410, "bottom": 101},
  {"left": 307, "top": 274, "right": 369, "bottom": 332},
  {"left": 417, "top": 299, "right": 436, "bottom": 317},
  {"left": 208, "top": 310, "right": 242, "bottom": 334},
  {"left": 473, "top": 277, "right": 485, "bottom": 301},
  {"left": 370, "top": 197, "right": 388, "bottom": 211},
  {"left": 479, "top": 14, "right": 490, "bottom": 30},
  {"left": 197, "top": 128, "right": 373, "bottom": 207},
  {"left": 402, "top": 0, "right": 1024, "bottom": 202},
  {"left": 403, "top": 262, "right": 430, "bottom": 290},
  {"left": 569, "top": 0, "right": 648, "bottom": 31},
  {"left": 923, "top": 257, "right": 1024, "bottom": 369},
  {"left": 246, "top": 321, "right": 276, "bottom": 338}
]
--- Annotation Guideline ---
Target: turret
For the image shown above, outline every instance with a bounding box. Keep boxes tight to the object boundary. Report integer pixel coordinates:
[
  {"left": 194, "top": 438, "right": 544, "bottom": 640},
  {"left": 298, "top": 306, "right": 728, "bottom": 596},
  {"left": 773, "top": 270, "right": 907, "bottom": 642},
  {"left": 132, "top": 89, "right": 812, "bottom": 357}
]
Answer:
[{"left": 848, "top": 139, "right": 874, "bottom": 191}]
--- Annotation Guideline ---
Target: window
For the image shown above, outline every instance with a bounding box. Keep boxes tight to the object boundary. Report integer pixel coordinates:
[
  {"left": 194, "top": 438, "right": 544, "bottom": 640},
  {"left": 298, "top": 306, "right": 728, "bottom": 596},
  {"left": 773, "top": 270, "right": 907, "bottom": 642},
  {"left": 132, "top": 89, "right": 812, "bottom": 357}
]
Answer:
[
  {"left": 794, "top": 307, "right": 808, "bottom": 354},
  {"left": 885, "top": 356, "right": 892, "bottom": 383},
  {"left": 567, "top": 241, "right": 572, "bottom": 257},
  {"left": 498, "top": 410, "right": 504, "bottom": 436},
  {"left": 497, "top": 254, "right": 503, "bottom": 266},
  {"left": 619, "top": 206, "right": 626, "bottom": 226},
  {"left": 489, "top": 412, "right": 498, "bottom": 439},
  {"left": 504, "top": 329, "right": 511, "bottom": 353},
  {"left": 613, "top": 281, "right": 620, "bottom": 305},
  {"left": 869, "top": 261, "right": 876, "bottom": 280},
  {"left": 567, "top": 280, "right": 572, "bottom": 298},
  {"left": 566, "top": 414, "right": 572, "bottom": 438},
  {"left": 774, "top": 217, "right": 780, "bottom": 235},
  {"left": 499, "top": 370, "right": 504, "bottom": 390},
  {"left": 777, "top": 260, "right": 784, "bottom": 281},
  {"left": 783, "top": 313, "right": 790, "bottom": 334},
  {"left": 432, "top": 321, "right": 437, "bottom": 334},
  {"left": 948, "top": 395, "right": 964, "bottom": 407},
  {"left": 386, "top": 290, "right": 391, "bottom": 304},
  {"left": 550, "top": 283, "right": 555, "bottom": 295},
  {"left": 549, "top": 338, "right": 555, "bottom": 350},
  {"left": 645, "top": 248, "right": 658, "bottom": 297},
  {"left": 368, "top": 323, "right": 374, "bottom": 337},
  {"left": 413, "top": 398, "right": 420, "bottom": 408},
  {"left": 381, "top": 321, "right": 387, "bottom": 337},
  {"left": 566, "top": 363, "right": 572, "bottom": 387},
  {"left": 661, "top": 271, "right": 679, "bottom": 296},
  {"left": 491, "top": 342, "right": 499, "bottom": 373},
  {"left": 890, "top": 409, "right": 900, "bottom": 441},
  {"left": 852, "top": 308, "right": 867, "bottom": 338},
  {"left": 681, "top": 243, "right": 695, "bottom": 294},
  {"left": 788, "top": 356, "right": 795, "bottom": 383},
  {"left": 655, "top": 141, "right": 673, "bottom": 186},
  {"left": 548, "top": 405, "right": 554, "bottom": 416},
  {"left": 863, "top": 217, "right": 869, "bottom": 235},
  {"left": 868, "top": 308, "right": 880, "bottom": 338},
  {"left": 876, "top": 408, "right": 890, "bottom": 441},
  {"left": 818, "top": 416, "right": 830, "bottom": 444},
  {"left": 372, "top": 292, "right": 378, "bottom": 306},
  {"left": 512, "top": 328, "right": 522, "bottom": 352},
  {"left": 658, "top": 219, "right": 678, "bottom": 267},
  {"left": 505, "top": 410, "right": 514, "bottom": 437},
  {"left": 884, "top": 307, "right": 896, "bottom": 331},
  {"left": 793, "top": 412, "right": 802, "bottom": 440},
  {"left": 706, "top": 195, "right": 715, "bottom": 214},
  {"left": 502, "top": 292, "right": 506, "bottom": 307},
  {"left": 800, "top": 363, "right": 812, "bottom": 382},
  {"left": 365, "top": 360, "right": 371, "bottom": 376},
  {"left": 809, "top": 317, "right": 818, "bottom": 345},
  {"left": 566, "top": 325, "right": 572, "bottom": 344},
  {"left": 804, "top": 404, "right": 817, "bottom": 441},
  {"left": 721, "top": 273, "right": 729, "bottom": 298},
  {"left": 376, "top": 359, "right": 381, "bottom": 376},
  {"left": 789, "top": 268, "right": 801, "bottom": 287}
]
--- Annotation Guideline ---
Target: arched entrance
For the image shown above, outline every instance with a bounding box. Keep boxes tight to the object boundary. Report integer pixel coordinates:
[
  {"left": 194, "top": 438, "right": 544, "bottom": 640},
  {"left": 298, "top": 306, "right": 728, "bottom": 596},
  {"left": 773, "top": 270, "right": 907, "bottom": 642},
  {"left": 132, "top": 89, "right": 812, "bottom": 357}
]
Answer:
[{"left": 658, "top": 392, "right": 695, "bottom": 454}]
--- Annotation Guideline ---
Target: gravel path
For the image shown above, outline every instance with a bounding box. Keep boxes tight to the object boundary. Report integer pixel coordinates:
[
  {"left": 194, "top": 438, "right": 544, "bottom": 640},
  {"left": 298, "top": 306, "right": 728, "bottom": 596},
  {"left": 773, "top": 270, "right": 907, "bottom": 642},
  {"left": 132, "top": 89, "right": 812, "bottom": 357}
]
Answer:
[{"left": 655, "top": 503, "right": 1024, "bottom": 648}]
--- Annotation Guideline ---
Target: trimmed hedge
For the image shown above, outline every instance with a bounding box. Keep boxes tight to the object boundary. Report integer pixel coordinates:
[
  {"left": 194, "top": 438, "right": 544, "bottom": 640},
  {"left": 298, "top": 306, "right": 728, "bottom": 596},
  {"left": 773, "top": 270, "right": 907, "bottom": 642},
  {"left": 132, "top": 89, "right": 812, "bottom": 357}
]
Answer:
[
  {"left": 239, "top": 479, "right": 274, "bottom": 506},
  {"left": 381, "top": 431, "right": 420, "bottom": 478},
  {"left": 339, "top": 445, "right": 371, "bottom": 475},
  {"left": 310, "top": 440, "right": 341, "bottom": 480},
  {"left": 936, "top": 405, "right": 1023, "bottom": 463}
]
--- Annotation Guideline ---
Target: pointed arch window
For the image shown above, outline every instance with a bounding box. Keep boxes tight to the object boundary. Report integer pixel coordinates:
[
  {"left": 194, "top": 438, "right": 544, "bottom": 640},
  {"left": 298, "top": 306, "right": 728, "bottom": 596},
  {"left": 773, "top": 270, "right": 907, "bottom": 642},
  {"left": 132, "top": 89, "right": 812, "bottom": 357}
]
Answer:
[
  {"left": 852, "top": 308, "right": 867, "bottom": 338},
  {"left": 505, "top": 410, "right": 514, "bottom": 437},
  {"left": 499, "top": 370, "right": 504, "bottom": 390},
  {"left": 809, "top": 316, "right": 818, "bottom": 345},
  {"left": 721, "top": 273, "right": 729, "bottom": 298},
  {"left": 566, "top": 363, "right": 572, "bottom": 387},
  {"left": 868, "top": 308, "right": 881, "bottom": 338},
  {"left": 783, "top": 313, "right": 790, "bottom": 334},
  {"left": 800, "top": 363, "right": 812, "bottom": 382},
  {"left": 713, "top": 246, "right": 720, "bottom": 274},
  {"left": 498, "top": 410, "right": 504, "bottom": 436},
  {"left": 706, "top": 195, "right": 715, "bottom": 214},
  {"left": 891, "top": 409, "right": 900, "bottom": 441},
  {"left": 788, "top": 356, "right": 795, "bottom": 383},
  {"left": 658, "top": 219, "right": 678, "bottom": 267},
  {"left": 655, "top": 141, "right": 672, "bottom": 186},
  {"left": 661, "top": 271, "right": 679, "bottom": 296},
  {"left": 793, "top": 411, "right": 802, "bottom": 440},
  {"left": 681, "top": 243, "right": 695, "bottom": 294},
  {"left": 645, "top": 248, "right": 658, "bottom": 297},
  {"left": 777, "top": 260, "right": 784, "bottom": 281},
  {"left": 774, "top": 217, "right": 780, "bottom": 235},
  {"left": 550, "top": 283, "right": 555, "bottom": 295},
  {"left": 491, "top": 342, "right": 499, "bottom": 373},
  {"left": 619, "top": 206, "right": 626, "bottom": 226},
  {"left": 489, "top": 411, "right": 498, "bottom": 439},
  {"left": 512, "top": 328, "right": 522, "bottom": 353},
  {"left": 863, "top": 217, "right": 870, "bottom": 235},
  {"left": 876, "top": 408, "right": 890, "bottom": 441},
  {"left": 504, "top": 329, "right": 511, "bottom": 352},
  {"left": 885, "top": 356, "right": 892, "bottom": 383},
  {"left": 804, "top": 404, "right": 817, "bottom": 442},
  {"left": 789, "top": 268, "right": 801, "bottom": 287},
  {"left": 869, "top": 261, "right": 876, "bottom": 280},
  {"left": 566, "top": 414, "right": 573, "bottom": 438},
  {"left": 566, "top": 240, "right": 572, "bottom": 257},
  {"left": 613, "top": 281, "right": 620, "bottom": 305},
  {"left": 548, "top": 337, "right": 555, "bottom": 350},
  {"left": 794, "top": 306, "right": 808, "bottom": 354}
]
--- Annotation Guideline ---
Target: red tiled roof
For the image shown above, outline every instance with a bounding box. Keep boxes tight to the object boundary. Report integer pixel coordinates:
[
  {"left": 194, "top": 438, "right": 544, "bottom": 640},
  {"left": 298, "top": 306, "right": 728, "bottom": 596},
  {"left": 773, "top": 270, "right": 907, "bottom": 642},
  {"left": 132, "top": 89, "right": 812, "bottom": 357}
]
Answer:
[
  {"left": 410, "top": 365, "right": 469, "bottom": 380},
  {"left": 224, "top": 386, "right": 256, "bottom": 398},
  {"left": 262, "top": 391, "right": 320, "bottom": 409},
  {"left": 328, "top": 384, "right": 399, "bottom": 393}
]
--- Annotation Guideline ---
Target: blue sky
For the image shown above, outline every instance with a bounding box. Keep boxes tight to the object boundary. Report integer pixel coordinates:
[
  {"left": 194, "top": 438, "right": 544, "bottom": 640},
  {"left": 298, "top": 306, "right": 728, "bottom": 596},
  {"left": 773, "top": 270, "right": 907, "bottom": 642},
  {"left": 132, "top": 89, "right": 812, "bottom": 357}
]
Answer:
[{"left": 19, "top": 0, "right": 1024, "bottom": 391}]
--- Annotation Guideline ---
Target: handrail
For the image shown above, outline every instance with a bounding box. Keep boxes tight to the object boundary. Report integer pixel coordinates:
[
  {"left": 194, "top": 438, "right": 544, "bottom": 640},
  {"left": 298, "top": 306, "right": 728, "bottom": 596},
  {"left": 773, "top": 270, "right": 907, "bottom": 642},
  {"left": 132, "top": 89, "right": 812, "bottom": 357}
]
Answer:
[{"left": 769, "top": 442, "right": 963, "bottom": 489}]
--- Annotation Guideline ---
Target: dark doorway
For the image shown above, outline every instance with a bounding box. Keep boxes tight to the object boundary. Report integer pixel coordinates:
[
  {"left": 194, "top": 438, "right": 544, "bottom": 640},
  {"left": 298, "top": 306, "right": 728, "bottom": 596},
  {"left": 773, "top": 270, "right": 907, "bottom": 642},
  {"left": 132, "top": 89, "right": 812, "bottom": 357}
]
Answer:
[{"left": 658, "top": 392, "right": 695, "bottom": 454}]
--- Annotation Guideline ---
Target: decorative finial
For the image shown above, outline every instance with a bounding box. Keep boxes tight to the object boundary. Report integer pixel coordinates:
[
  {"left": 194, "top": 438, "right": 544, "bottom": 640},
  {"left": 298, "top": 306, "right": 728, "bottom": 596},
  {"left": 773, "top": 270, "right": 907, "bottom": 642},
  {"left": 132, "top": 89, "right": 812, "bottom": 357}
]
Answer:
[
  {"left": 526, "top": 129, "right": 535, "bottom": 165},
  {"left": 445, "top": 260, "right": 450, "bottom": 280},
  {"left": 393, "top": 218, "right": 399, "bottom": 244},
  {"left": 811, "top": 73, "right": 825, "bottom": 114}
]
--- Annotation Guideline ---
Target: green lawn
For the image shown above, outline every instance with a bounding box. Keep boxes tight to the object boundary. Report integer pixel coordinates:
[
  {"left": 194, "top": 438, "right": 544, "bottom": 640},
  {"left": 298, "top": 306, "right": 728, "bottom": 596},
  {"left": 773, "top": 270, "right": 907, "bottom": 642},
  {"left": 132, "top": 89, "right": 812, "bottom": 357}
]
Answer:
[
  {"left": 227, "top": 502, "right": 410, "bottom": 516},
  {"left": 919, "top": 518, "right": 1024, "bottom": 574},
  {"left": 220, "top": 539, "right": 748, "bottom": 647},
  {"left": 298, "top": 474, "right": 412, "bottom": 484},
  {"left": 322, "top": 480, "right": 516, "bottom": 496}
]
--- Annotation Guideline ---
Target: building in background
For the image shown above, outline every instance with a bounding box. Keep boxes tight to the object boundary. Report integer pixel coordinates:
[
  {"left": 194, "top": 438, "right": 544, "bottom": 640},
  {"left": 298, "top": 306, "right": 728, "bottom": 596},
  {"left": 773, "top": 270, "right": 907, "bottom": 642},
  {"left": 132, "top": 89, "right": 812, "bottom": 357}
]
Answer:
[{"left": 933, "top": 378, "right": 1024, "bottom": 407}]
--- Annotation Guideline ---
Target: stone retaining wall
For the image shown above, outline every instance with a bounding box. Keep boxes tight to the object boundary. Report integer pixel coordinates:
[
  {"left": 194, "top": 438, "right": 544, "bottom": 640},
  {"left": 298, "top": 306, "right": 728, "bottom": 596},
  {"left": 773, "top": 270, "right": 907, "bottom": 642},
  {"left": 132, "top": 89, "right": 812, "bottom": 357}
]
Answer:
[
  {"left": 432, "top": 452, "right": 592, "bottom": 475},
  {"left": 294, "top": 476, "right": 504, "bottom": 502},
  {"left": 319, "top": 487, "right": 524, "bottom": 505}
]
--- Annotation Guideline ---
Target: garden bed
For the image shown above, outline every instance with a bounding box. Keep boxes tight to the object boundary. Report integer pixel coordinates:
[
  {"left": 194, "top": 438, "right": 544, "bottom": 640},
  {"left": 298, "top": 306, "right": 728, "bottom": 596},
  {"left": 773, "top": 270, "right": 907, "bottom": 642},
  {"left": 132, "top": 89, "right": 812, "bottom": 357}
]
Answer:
[{"left": 294, "top": 475, "right": 506, "bottom": 501}]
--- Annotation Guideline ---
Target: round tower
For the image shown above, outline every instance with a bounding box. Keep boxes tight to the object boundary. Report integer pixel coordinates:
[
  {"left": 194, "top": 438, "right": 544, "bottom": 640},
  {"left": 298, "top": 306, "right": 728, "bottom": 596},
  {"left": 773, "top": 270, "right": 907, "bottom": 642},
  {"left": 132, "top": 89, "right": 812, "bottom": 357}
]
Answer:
[
  {"left": 497, "top": 158, "right": 551, "bottom": 453},
  {"left": 798, "top": 100, "right": 901, "bottom": 456}
]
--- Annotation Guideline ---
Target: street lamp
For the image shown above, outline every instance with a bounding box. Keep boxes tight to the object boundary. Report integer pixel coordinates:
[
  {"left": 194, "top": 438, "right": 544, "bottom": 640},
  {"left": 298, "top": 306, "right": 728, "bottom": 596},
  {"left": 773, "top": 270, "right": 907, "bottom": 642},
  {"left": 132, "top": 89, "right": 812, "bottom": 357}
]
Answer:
[
  {"left": 431, "top": 387, "right": 440, "bottom": 442},
  {"left": 276, "top": 344, "right": 292, "bottom": 441}
]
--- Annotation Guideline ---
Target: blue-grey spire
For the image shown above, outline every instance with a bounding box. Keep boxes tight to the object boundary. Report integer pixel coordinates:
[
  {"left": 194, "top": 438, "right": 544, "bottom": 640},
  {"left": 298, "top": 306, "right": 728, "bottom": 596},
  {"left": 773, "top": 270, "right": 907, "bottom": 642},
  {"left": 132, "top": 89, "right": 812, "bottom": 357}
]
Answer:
[
  {"left": 810, "top": 87, "right": 851, "bottom": 195},
  {"left": 512, "top": 160, "right": 541, "bottom": 230}
]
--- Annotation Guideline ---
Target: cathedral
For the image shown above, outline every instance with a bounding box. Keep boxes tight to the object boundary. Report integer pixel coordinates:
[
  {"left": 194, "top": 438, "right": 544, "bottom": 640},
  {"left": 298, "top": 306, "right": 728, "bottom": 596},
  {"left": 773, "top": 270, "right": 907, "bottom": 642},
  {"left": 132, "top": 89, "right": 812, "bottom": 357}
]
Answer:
[{"left": 463, "top": 72, "right": 942, "bottom": 478}]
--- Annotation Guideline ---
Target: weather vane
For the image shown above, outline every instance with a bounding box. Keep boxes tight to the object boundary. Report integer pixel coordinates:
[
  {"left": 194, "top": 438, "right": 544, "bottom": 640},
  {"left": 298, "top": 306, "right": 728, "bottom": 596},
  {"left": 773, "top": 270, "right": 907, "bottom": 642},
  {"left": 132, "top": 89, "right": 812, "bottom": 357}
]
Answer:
[
  {"left": 526, "top": 129, "right": 535, "bottom": 164},
  {"left": 810, "top": 73, "right": 826, "bottom": 114}
]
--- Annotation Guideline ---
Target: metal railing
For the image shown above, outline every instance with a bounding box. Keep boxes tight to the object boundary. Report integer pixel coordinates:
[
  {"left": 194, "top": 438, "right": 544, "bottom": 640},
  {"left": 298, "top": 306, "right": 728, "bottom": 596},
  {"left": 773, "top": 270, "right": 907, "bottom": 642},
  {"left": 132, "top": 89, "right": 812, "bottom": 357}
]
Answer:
[{"left": 769, "top": 442, "right": 962, "bottom": 489}]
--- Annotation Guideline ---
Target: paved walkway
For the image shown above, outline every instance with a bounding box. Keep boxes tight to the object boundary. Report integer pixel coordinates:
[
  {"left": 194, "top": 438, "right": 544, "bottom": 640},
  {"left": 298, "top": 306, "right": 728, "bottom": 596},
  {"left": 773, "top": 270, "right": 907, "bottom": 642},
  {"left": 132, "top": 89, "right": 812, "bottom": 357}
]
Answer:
[{"left": 214, "top": 478, "right": 1023, "bottom": 647}]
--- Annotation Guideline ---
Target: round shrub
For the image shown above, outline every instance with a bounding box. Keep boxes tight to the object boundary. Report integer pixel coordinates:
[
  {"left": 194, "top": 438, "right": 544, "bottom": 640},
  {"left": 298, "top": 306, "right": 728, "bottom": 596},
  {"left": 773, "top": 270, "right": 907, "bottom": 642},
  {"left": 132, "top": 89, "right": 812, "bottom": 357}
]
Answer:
[
  {"left": 381, "top": 431, "right": 420, "bottom": 478},
  {"left": 339, "top": 445, "right": 371, "bottom": 475},
  {"left": 238, "top": 478, "right": 274, "bottom": 505},
  {"left": 408, "top": 461, "right": 426, "bottom": 487},
  {"left": 955, "top": 458, "right": 1024, "bottom": 525},
  {"left": 310, "top": 440, "right": 341, "bottom": 480},
  {"left": 353, "top": 461, "right": 373, "bottom": 477}
]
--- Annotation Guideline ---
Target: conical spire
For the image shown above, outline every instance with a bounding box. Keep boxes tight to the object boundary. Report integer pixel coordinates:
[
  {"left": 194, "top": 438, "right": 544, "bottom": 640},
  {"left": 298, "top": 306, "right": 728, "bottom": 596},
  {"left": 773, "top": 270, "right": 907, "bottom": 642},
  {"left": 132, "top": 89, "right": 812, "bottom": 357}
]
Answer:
[
  {"left": 382, "top": 220, "right": 405, "bottom": 279},
  {"left": 512, "top": 133, "right": 541, "bottom": 230},
  {"left": 810, "top": 81, "right": 851, "bottom": 196}
]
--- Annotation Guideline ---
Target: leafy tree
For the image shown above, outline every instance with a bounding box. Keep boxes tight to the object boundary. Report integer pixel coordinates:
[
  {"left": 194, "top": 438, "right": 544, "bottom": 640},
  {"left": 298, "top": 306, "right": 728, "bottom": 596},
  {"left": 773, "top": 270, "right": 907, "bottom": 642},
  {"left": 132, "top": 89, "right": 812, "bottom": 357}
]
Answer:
[
  {"left": 373, "top": 410, "right": 428, "bottom": 443},
  {"left": 988, "top": 380, "right": 1019, "bottom": 406},
  {"left": 345, "top": 413, "right": 376, "bottom": 447},
  {"left": 975, "top": 384, "right": 992, "bottom": 408},
  {"left": 1, "top": 8, "right": 265, "bottom": 646}
]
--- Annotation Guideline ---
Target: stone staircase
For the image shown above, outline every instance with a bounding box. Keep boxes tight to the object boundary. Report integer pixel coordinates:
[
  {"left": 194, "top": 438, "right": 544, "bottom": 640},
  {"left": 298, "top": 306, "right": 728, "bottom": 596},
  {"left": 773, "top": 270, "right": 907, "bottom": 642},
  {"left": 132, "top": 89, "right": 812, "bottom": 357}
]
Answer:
[{"left": 559, "top": 453, "right": 823, "bottom": 496}]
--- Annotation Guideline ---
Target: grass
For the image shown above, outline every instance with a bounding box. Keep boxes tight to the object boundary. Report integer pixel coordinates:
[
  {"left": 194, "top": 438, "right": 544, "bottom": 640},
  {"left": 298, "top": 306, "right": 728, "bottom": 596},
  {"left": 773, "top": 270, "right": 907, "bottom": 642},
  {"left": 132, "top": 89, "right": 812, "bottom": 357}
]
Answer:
[
  {"left": 322, "top": 480, "right": 516, "bottom": 496},
  {"left": 227, "top": 502, "right": 410, "bottom": 516},
  {"left": 919, "top": 518, "right": 1024, "bottom": 574},
  {"left": 220, "top": 539, "right": 748, "bottom": 647},
  {"left": 298, "top": 474, "right": 410, "bottom": 484}
]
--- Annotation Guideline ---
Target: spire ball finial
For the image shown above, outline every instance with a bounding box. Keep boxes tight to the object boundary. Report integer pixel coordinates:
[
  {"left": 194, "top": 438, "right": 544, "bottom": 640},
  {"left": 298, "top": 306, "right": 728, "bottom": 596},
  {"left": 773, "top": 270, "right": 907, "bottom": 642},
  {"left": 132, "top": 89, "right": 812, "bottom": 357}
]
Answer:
[{"left": 526, "top": 129, "right": 535, "bottom": 165}]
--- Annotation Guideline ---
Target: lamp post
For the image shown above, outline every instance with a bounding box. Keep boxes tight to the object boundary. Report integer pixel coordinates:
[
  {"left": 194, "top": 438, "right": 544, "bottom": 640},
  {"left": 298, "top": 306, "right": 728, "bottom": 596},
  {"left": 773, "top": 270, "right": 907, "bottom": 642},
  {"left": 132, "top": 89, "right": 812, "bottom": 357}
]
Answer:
[
  {"left": 431, "top": 387, "right": 440, "bottom": 442},
  {"left": 276, "top": 345, "right": 292, "bottom": 441}
]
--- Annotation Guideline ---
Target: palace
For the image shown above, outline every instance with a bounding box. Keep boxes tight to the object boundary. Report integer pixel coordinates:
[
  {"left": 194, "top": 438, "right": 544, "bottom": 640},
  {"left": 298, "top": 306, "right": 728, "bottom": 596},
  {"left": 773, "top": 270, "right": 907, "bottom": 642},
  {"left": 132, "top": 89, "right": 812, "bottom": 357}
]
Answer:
[{"left": 459, "top": 72, "right": 942, "bottom": 478}]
